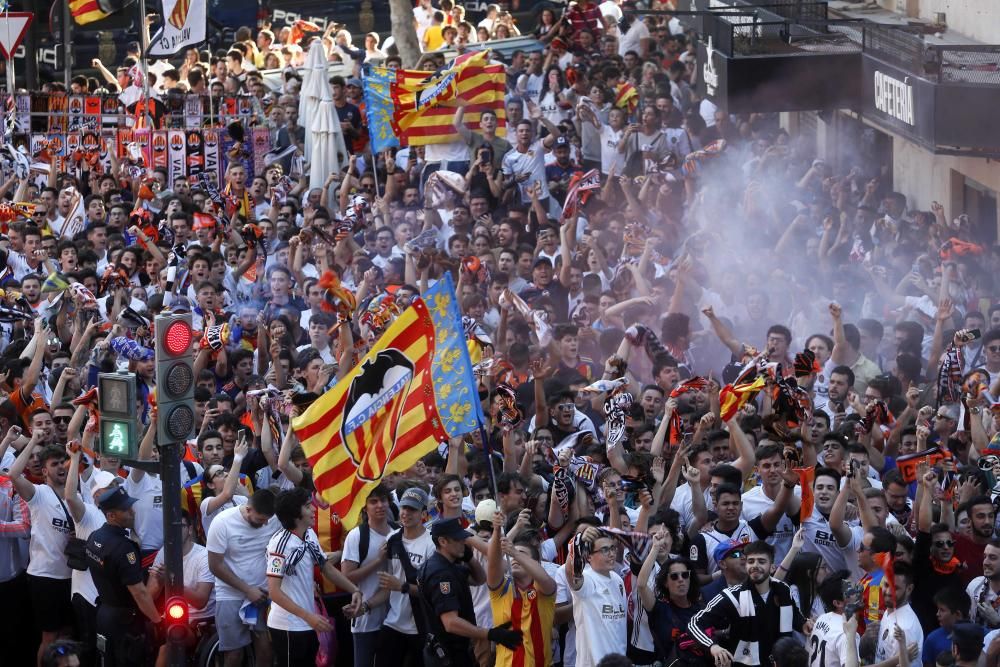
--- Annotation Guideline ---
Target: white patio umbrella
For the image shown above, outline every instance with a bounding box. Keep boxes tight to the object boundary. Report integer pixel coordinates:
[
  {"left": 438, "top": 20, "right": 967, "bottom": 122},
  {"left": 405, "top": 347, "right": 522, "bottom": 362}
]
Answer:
[{"left": 299, "top": 41, "right": 348, "bottom": 197}]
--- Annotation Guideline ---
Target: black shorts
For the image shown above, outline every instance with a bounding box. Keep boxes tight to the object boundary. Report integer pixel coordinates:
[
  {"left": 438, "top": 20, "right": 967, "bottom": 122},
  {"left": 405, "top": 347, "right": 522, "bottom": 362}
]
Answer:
[
  {"left": 270, "top": 628, "right": 319, "bottom": 667},
  {"left": 28, "top": 575, "right": 74, "bottom": 633}
]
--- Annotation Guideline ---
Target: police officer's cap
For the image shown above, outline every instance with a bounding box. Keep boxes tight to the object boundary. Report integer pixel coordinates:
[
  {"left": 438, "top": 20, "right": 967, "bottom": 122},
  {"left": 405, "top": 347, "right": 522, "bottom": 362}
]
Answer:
[
  {"left": 97, "top": 486, "right": 139, "bottom": 512},
  {"left": 430, "top": 517, "right": 469, "bottom": 541}
]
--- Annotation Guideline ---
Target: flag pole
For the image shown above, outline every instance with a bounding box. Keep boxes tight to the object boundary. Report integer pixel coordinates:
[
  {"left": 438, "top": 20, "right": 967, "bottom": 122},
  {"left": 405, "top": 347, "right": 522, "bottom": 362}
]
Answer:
[{"left": 138, "top": 0, "right": 154, "bottom": 132}]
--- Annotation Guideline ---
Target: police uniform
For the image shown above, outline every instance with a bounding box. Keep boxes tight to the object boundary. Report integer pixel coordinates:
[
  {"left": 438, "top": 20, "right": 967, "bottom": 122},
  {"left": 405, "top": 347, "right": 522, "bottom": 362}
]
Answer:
[
  {"left": 420, "top": 518, "right": 478, "bottom": 667},
  {"left": 85, "top": 487, "right": 150, "bottom": 666}
]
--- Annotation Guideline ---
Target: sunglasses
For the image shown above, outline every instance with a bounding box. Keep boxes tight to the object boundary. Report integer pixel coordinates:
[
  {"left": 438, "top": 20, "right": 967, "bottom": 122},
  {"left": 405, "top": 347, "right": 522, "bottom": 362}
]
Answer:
[
  {"left": 933, "top": 540, "right": 955, "bottom": 548},
  {"left": 53, "top": 416, "right": 72, "bottom": 425},
  {"left": 726, "top": 550, "right": 743, "bottom": 559},
  {"left": 668, "top": 570, "right": 691, "bottom": 581}
]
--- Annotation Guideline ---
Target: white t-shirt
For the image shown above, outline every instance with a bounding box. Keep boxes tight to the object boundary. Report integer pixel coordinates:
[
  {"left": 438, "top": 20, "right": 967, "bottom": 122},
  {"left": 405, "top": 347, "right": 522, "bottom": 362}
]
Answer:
[
  {"left": 502, "top": 139, "right": 551, "bottom": 204},
  {"left": 125, "top": 473, "right": 165, "bottom": 550},
  {"left": 205, "top": 505, "right": 279, "bottom": 602},
  {"left": 265, "top": 528, "right": 325, "bottom": 632},
  {"left": 809, "top": 611, "right": 856, "bottom": 667},
  {"left": 26, "top": 484, "right": 75, "bottom": 579},
  {"left": 384, "top": 529, "right": 435, "bottom": 634},
  {"left": 742, "top": 484, "right": 801, "bottom": 564},
  {"left": 569, "top": 565, "right": 627, "bottom": 667},
  {"left": 153, "top": 543, "right": 215, "bottom": 621},
  {"left": 874, "top": 604, "right": 924, "bottom": 666},
  {"left": 342, "top": 524, "right": 391, "bottom": 633},
  {"left": 801, "top": 506, "right": 862, "bottom": 574},
  {"left": 553, "top": 565, "right": 577, "bottom": 667},
  {"left": 71, "top": 504, "right": 106, "bottom": 605},
  {"left": 200, "top": 493, "right": 248, "bottom": 537},
  {"left": 619, "top": 16, "right": 650, "bottom": 56},
  {"left": 670, "top": 482, "right": 713, "bottom": 533},
  {"left": 599, "top": 124, "right": 625, "bottom": 176}
]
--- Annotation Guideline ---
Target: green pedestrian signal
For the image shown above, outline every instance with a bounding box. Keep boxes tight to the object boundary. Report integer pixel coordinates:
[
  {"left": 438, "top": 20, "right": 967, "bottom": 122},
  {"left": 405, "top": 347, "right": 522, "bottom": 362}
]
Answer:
[{"left": 98, "top": 372, "right": 138, "bottom": 459}]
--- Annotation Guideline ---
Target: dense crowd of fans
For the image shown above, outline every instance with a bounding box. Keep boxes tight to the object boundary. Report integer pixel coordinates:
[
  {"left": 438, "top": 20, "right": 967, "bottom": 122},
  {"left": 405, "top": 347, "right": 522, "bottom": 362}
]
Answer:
[{"left": 3, "top": 1, "right": 1000, "bottom": 667}]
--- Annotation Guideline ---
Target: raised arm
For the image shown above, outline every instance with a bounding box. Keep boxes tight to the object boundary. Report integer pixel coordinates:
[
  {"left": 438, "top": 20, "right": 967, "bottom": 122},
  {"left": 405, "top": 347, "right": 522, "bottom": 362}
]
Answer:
[{"left": 204, "top": 440, "right": 248, "bottom": 516}]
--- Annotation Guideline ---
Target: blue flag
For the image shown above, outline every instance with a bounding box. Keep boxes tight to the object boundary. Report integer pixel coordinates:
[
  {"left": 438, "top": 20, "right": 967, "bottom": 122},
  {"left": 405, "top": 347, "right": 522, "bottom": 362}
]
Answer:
[{"left": 363, "top": 65, "right": 399, "bottom": 154}]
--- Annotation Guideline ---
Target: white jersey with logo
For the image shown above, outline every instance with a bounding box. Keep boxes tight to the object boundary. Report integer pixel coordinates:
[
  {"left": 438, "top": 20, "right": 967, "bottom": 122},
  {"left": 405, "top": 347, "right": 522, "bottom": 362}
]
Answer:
[
  {"left": 266, "top": 528, "right": 326, "bottom": 632},
  {"left": 670, "top": 482, "right": 713, "bottom": 534},
  {"left": 205, "top": 505, "right": 279, "bottom": 602},
  {"left": 801, "top": 506, "right": 863, "bottom": 574},
  {"left": 26, "top": 484, "right": 75, "bottom": 579},
  {"left": 742, "top": 484, "right": 801, "bottom": 563},
  {"left": 384, "top": 529, "right": 435, "bottom": 635},
  {"left": 692, "top": 519, "right": 765, "bottom": 575},
  {"left": 874, "top": 605, "right": 923, "bottom": 666},
  {"left": 569, "top": 565, "right": 627, "bottom": 667},
  {"left": 809, "top": 611, "right": 855, "bottom": 667}
]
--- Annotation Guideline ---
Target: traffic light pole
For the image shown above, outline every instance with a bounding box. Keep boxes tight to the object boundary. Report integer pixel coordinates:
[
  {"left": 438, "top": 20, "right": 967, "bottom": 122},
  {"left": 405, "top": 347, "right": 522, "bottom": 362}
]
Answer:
[{"left": 159, "top": 441, "right": 186, "bottom": 667}]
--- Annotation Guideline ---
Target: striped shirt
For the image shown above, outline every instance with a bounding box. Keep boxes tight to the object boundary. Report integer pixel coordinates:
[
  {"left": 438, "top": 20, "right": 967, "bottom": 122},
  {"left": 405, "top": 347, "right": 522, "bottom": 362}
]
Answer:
[{"left": 490, "top": 574, "right": 556, "bottom": 667}]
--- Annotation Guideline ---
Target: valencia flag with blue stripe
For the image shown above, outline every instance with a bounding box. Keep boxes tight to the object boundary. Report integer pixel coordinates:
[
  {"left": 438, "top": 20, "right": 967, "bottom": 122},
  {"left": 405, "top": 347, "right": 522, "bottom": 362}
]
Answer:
[{"left": 292, "top": 274, "right": 484, "bottom": 531}]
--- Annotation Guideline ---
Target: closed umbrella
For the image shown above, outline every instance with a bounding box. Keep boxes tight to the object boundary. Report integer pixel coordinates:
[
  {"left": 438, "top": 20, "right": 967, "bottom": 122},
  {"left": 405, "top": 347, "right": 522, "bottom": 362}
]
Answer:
[{"left": 300, "top": 42, "right": 348, "bottom": 198}]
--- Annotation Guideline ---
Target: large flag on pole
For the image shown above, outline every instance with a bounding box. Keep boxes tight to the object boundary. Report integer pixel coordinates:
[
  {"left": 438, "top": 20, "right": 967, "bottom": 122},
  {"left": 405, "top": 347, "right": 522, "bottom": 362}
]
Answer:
[
  {"left": 363, "top": 51, "right": 506, "bottom": 148},
  {"left": 363, "top": 65, "right": 400, "bottom": 155},
  {"left": 292, "top": 274, "right": 485, "bottom": 531},
  {"left": 147, "top": 0, "right": 207, "bottom": 58}
]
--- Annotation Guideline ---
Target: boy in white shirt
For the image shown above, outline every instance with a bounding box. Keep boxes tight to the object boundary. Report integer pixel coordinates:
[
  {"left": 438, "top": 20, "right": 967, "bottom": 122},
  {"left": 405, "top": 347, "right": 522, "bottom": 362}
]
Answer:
[
  {"left": 266, "top": 487, "right": 362, "bottom": 666},
  {"left": 565, "top": 528, "right": 627, "bottom": 667}
]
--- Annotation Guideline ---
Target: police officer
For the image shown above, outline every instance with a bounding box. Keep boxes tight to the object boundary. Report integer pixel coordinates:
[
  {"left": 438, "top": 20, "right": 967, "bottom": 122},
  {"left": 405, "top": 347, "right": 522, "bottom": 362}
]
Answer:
[
  {"left": 85, "top": 486, "right": 161, "bottom": 666},
  {"left": 419, "top": 517, "right": 522, "bottom": 667}
]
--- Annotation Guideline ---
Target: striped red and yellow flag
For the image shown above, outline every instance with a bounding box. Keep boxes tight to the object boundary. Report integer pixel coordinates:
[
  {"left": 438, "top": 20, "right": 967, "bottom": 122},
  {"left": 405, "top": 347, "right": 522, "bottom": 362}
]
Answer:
[
  {"left": 69, "top": 0, "right": 109, "bottom": 25},
  {"left": 614, "top": 82, "right": 638, "bottom": 114},
  {"left": 390, "top": 51, "right": 506, "bottom": 147},
  {"left": 293, "top": 274, "right": 484, "bottom": 531}
]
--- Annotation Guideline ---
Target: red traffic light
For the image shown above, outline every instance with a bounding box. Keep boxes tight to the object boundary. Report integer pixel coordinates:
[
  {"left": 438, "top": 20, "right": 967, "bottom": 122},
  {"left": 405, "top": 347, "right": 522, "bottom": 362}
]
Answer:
[
  {"left": 163, "top": 320, "right": 192, "bottom": 356},
  {"left": 165, "top": 597, "right": 188, "bottom": 622}
]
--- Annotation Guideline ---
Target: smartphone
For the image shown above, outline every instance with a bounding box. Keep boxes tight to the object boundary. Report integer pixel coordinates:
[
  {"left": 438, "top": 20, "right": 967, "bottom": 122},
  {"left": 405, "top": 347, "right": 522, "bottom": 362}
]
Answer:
[{"left": 959, "top": 329, "right": 982, "bottom": 343}]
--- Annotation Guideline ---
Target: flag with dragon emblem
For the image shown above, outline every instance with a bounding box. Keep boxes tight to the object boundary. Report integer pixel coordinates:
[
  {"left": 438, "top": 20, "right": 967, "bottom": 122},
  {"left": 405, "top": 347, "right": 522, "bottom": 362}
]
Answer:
[{"left": 292, "top": 273, "right": 485, "bottom": 531}]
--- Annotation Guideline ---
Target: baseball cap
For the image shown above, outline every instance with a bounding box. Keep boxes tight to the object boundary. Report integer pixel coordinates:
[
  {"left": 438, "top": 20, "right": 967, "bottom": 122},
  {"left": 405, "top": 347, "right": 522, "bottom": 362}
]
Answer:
[
  {"left": 97, "top": 486, "right": 139, "bottom": 512},
  {"left": 90, "top": 470, "right": 119, "bottom": 491},
  {"left": 713, "top": 539, "right": 744, "bottom": 564},
  {"left": 430, "top": 517, "right": 470, "bottom": 541},
  {"left": 554, "top": 136, "right": 569, "bottom": 147},
  {"left": 346, "top": 78, "right": 363, "bottom": 88},
  {"left": 474, "top": 499, "right": 499, "bottom": 528},
  {"left": 399, "top": 487, "right": 429, "bottom": 511}
]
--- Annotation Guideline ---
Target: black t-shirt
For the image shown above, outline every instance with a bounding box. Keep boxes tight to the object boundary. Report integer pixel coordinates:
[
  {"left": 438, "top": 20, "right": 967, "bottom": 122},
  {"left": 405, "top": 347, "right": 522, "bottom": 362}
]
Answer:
[
  {"left": 421, "top": 551, "right": 477, "bottom": 659},
  {"left": 86, "top": 523, "right": 144, "bottom": 610}
]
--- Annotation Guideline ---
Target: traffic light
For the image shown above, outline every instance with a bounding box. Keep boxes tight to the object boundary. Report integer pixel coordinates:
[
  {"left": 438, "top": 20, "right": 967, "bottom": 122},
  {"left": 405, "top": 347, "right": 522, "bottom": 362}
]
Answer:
[
  {"left": 98, "top": 372, "right": 137, "bottom": 459},
  {"left": 155, "top": 313, "right": 195, "bottom": 444},
  {"left": 163, "top": 596, "right": 191, "bottom": 643}
]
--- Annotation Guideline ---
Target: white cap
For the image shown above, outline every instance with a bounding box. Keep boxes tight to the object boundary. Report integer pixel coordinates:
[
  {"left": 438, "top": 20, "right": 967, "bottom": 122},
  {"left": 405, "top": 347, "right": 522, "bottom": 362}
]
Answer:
[
  {"left": 90, "top": 470, "right": 118, "bottom": 491},
  {"left": 475, "top": 499, "right": 499, "bottom": 527}
]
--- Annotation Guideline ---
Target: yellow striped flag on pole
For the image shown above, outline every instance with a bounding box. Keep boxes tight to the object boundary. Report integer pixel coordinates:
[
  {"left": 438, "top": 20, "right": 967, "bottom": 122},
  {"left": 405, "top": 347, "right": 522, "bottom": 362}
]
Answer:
[
  {"left": 291, "top": 274, "right": 485, "bottom": 531},
  {"left": 389, "top": 51, "right": 507, "bottom": 147}
]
